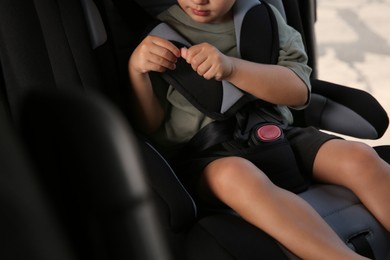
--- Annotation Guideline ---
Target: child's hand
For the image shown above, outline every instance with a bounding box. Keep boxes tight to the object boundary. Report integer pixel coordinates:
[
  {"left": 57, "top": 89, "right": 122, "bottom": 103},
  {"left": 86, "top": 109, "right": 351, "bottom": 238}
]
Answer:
[
  {"left": 129, "top": 35, "right": 181, "bottom": 74},
  {"left": 181, "top": 43, "right": 233, "bottom": 81}
]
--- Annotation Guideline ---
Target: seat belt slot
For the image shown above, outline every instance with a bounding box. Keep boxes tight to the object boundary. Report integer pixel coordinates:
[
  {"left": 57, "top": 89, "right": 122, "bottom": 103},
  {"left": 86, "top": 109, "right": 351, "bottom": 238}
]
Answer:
[{"left": 348, "top": 232, "right": 375, "bottom": 259}]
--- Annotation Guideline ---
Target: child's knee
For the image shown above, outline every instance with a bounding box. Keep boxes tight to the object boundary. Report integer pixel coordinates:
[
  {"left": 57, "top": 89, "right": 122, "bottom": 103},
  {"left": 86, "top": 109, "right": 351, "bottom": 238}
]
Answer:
[
  {"left": 203, "top": 157, "right": 272, "bottom": 195},
  {"left": 344, "top": 142, "right": 380, "bottom": 169},
  {"left": 336, "top": 142, "right": 385, "bottom": 186}
]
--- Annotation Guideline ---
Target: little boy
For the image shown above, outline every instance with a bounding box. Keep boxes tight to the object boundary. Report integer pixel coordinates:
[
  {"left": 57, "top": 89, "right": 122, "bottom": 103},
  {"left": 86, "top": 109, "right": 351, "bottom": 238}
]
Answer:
[{"left": 129, "top": 0, "right": 390, "bottom": 258}]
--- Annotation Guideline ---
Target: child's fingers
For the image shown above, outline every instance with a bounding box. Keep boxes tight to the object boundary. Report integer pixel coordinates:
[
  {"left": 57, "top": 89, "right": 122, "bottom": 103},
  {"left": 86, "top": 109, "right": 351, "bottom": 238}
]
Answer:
[
  {"left": 146, "top": 37, "right": 181, "bottom": 70},
  {"left": 180, "top": 47, "right": 188, "bottom": 59},
  {"left": 152, "top": 37, "right": 181, "bottom": 58}
]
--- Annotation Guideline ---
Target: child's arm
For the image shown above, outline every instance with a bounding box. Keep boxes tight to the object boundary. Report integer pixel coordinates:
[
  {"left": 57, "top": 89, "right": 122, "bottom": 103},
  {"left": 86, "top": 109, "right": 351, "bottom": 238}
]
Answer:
[
  {"left": 181, "top": 44, "right": 308, "bottom": 108},
  {"left": 225, "top": 57, "right": 308, "bottom": 107},
  {"left": 128, "top": 35, "right": 181, "bottom": 133}
]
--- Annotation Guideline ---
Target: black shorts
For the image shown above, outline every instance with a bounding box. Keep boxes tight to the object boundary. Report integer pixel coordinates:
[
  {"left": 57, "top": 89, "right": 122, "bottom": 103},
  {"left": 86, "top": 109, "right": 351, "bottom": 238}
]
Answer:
[{"left": 168, "top": 126, "right": 341, "bottom": 195}]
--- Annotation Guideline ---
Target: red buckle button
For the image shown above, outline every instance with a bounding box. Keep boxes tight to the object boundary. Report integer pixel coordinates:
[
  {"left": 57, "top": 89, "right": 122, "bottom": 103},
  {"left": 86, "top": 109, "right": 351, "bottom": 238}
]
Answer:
[{"left": 256, "top": 124, "right": 282, "bottom": 142}]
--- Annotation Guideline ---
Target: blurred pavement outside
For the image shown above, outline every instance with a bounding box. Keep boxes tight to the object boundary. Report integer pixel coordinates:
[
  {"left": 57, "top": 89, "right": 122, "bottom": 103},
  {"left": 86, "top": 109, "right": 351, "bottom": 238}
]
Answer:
[{"left": 315, "top": 0, "right": 390, "bottom": 146}]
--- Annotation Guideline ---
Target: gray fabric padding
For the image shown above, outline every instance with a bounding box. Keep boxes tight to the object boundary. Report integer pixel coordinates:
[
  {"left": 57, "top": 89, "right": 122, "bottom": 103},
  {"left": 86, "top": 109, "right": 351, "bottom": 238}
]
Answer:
[
  {"left": 149, "top": 23, "right": 191, "bottom": 46},
  {"left": 80, "top": 0, "right": 107, "bottom": 49},
  {"left": 264, "top": 0, "right": 287, "bottom": 20},
  {"left": 306, "top": 93, "right": 379, "bottom": 139},
  {"left": 221, "top": 81, "right": 244, "bottom": 113},
  {"left": 299, "top": 185, "right": 390, "bottom": 259}
]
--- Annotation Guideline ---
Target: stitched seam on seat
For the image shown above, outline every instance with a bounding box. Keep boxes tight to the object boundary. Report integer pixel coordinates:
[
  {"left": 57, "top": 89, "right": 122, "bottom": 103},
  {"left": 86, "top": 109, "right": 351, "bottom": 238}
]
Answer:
[{"left": 322, "top": 201, "right": 361, "bottom": 218}]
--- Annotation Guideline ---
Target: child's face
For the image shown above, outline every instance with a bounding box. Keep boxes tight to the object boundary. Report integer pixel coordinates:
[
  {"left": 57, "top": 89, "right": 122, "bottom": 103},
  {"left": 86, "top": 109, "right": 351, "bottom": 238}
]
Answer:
[{"left": 177, "top": 0, "right": 235, "bottom": 23}]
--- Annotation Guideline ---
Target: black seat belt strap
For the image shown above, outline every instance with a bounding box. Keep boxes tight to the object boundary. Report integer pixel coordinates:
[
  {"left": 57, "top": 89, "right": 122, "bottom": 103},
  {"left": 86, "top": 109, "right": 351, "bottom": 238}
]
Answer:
[
  {"left": 348, "top": 233, "right": 375, "bottom": 259},
  {"left": 185, "top": 119, "right": 235, "bottom": 154}
]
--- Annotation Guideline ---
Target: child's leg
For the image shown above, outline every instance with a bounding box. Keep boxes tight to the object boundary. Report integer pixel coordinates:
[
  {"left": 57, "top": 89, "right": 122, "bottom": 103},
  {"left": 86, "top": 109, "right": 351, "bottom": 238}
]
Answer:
[
  {"left": 313, "top": 139, "right": 390, "bottom": 231},
  {"left": 199, "top": 156, "right": 368, "bottom": 260}
]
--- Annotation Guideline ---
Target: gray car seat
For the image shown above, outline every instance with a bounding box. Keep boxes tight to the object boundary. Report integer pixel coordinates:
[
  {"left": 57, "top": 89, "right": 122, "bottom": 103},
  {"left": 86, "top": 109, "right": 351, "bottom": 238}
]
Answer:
[{"left": 101, "top": 0, "right": 390, "bottom": 258}]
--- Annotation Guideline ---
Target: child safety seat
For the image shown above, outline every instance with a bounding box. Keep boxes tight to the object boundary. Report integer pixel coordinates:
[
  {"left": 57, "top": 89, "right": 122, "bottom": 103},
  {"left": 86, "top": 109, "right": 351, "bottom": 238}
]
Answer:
[
  {"left": 148, "top": 0, "right": 312, "bottom": 193},
  {"left": 121, "top": 0, "right": 390, "bottom": 258}
]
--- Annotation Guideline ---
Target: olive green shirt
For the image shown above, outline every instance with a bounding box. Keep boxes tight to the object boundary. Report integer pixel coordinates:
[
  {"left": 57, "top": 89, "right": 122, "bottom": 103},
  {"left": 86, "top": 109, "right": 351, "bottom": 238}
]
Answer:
[{"left": 150, "top": 3, "right": 312, "bottom": 151}]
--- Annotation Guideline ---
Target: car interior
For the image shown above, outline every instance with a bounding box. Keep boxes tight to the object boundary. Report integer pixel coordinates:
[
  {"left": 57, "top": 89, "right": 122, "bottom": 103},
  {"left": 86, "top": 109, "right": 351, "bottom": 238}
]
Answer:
[{"left": 0, "top": 0, "right": 390, "bottom": 259}]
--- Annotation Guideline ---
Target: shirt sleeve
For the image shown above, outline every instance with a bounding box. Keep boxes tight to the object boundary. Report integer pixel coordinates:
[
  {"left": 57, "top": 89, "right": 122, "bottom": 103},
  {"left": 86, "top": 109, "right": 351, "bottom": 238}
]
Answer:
[{"left": 269, "top": 5, "right": 312, "bottom": 110}]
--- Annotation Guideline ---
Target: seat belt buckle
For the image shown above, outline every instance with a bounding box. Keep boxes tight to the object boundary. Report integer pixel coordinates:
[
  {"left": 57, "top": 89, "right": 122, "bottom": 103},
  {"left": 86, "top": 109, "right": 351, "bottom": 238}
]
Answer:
[{"left": 248, "top": 123, "right": 284, "bottom": 146}]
